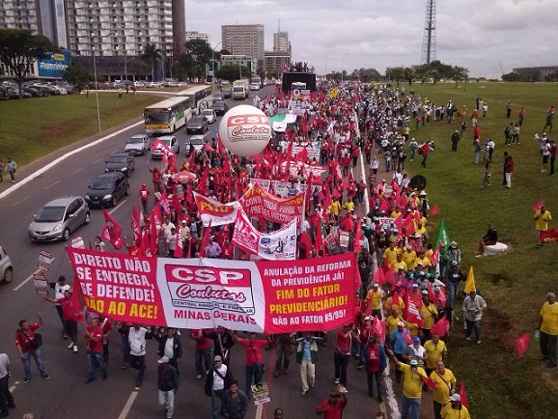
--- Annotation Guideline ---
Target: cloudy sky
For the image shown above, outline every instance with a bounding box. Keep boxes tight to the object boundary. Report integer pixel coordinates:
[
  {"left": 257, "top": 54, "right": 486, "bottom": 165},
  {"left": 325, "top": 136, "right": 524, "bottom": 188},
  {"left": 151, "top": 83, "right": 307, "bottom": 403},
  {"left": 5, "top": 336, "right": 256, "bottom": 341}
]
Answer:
[{"left": 186, "top": 0, "right": 557, "bottom": 77}]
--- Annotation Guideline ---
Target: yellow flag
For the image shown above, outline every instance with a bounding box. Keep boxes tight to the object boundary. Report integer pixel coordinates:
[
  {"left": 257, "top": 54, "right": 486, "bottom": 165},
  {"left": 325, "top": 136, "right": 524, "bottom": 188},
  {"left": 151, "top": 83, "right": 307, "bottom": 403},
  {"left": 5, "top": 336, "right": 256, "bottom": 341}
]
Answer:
[{"left": 464, "top": 266, "right": 476, "bottom": 294}]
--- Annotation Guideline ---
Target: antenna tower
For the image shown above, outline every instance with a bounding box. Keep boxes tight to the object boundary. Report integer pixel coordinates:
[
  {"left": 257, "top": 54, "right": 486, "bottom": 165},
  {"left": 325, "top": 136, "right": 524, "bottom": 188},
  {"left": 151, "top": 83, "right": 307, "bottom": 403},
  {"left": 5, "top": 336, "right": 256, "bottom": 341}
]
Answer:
[{"left": 421, "top": 0, "right": 437, "bottom": 64}]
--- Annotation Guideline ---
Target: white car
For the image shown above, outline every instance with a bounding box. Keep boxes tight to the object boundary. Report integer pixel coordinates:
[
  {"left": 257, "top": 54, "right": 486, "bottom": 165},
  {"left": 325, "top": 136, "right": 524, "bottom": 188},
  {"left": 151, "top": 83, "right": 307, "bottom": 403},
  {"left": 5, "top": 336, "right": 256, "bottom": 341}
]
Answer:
[
  {"left": 124, "top": 134, "right": 150, "bottom": 156},
  {"left": 150, "top": 135, "right": 179, "bottom": 159},
  {"left": 134, "top": 81, "right": 146, "bottom": 88},
  {"left": 0, "top": 245, "right": 13, "bottom": 283},
  {"left": 201, "top": 108, "right": 217, "bottom": 124},
  {"left": 148, "top": 81, "right": 162, "bottom": 88},
  {"left": 249, "top": 83, "right": 260, "bottom": 91}
]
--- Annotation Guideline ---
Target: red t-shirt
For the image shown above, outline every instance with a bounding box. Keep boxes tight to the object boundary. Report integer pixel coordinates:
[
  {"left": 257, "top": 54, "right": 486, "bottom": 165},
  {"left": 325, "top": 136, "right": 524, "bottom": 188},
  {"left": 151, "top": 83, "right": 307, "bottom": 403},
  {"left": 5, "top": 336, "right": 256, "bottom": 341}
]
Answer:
[
  {"left": 16, "top": 323, "right": 40, "bottom": 353},
  {"left": 316, "top": 398, "right": 347, "bottom": 419},
  {"left": 336, "top": 331, "right": 352, "bottom": 355},
  {"left": 237, "top": 337, "right": 267, "bottom": 365},
  {"left": 192, "top": 330, "right": 214, "bottom": 350},
  {"left": 366, "top": 344, "right": 381, "bottom": 373},
  {"left": 86, "top": 325, "right": 103, "bottom": 353}
]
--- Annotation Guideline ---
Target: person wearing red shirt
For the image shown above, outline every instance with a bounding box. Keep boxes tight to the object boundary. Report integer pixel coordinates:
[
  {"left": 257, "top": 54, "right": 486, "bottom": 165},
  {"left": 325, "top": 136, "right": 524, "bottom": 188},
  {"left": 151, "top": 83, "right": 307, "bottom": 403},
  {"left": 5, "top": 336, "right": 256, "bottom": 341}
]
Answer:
[
  {"left": 316, "top": 391, "right": 347, "bottom": 419},
  {"left": 235, "top": 333, "right": 267, "bottom": 397},
  {"left": 16, "top": 316, "right": 49, "bottom": 383},
  {"left": 365, "top": 335, "right": 387, "bottom": 402},
  {"left": 191, "top": 329, "right": 214, "bottom": 380},
  {"left": 85, "top": 317, "right": 107, "bottom": 383},
  {"left": 334, "top": 326, "right": 353, "bottom": 392}
]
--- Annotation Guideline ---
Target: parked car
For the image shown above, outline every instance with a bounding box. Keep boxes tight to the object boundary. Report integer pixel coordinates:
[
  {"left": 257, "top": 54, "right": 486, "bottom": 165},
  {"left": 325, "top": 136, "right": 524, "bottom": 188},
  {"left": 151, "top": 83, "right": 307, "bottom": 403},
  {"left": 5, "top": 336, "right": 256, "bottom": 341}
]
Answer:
[
  {"left": 150, "top": 135, "right": 179, "bottom": 159},
  {"left": 134, "top": 81, "right": 146, "bottom": 88},
  {"left": 0, "top": 245, "right": 13, "bottom": 283},
  {"left": 105, "top": 152, "right": 135, "bottom": 176},
  {"left": 201, "top": 108, "right": 217, "bottom": 124},
  {"left": 124, "top": 134, "right": 150, "bottom": 156},
  {"left": 186, "top": 116, "right": 208, "bottom": 134},
  {"left": 23, "top": 86, "right": 44, "bottom": 97},
  {"left": 148, "top": 81, "right": 163, "bottom": 88},
  {"left": 213, "top": 99, "right": 228, "bottom": 116},
  {"left": 184, "top": 133, "right": 210, "bottom": 154},
  {"left": 85, "top": 172, "right": 129, "bottom": 208},
  {"left": 28, "top": 197, "right": 91, "bottom": 242}
]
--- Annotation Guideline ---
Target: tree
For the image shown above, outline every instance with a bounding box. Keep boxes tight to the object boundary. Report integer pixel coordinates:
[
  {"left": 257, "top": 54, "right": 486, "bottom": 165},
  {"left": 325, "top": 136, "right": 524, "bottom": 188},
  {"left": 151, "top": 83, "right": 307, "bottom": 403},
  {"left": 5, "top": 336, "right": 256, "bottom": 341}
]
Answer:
[
  {"left": 451, "top": 66, "right": 469, "bottom": 86},
  {"left": 63, "top": 62, "right": 91, "bottom": 90},
  {"left": 215, "top": 64, "right": 248, "bottom": 82},
  {"left": 0, "top": 29, "right": 54, "bottom": 94},
  {"left": 141, "top": 43, "right": 161, "bottom": 81}
]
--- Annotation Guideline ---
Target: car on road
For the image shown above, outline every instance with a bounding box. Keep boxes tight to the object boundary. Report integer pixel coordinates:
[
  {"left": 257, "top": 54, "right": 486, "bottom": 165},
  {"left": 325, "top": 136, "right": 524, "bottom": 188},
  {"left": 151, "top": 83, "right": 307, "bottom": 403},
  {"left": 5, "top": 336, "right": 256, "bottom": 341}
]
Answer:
[
  {"left": 213, "top": 99, "right": 229, "bottom": 116},
  {"left": 249, "top": 82, "right": 260, "bottom": 91},
  {"left": 201, "top": 108, "right": 217, "bottom": 124},
  {"left": 85, "top": 172, "right": 129, "bottom": 208},
  {"left": 0, "top": 246, "right": 13, "bottom": 284},
  {"left": 29, "top": 197, "right": 91, "bottom": 242},
  {"left": 124, "top": 134, "right": 150, "bottom": 156},
  {"left": 105, "top": 152, "right": 135, "bottom": 176},
  {"left": 184, "top": 133, "right": 210, "bottom": 154},
  {"left": 150, "top": 135, "right": 179, "bottom": 159},
  {"left": 186, "top": 116, "right": 208, "bottom": 134}
]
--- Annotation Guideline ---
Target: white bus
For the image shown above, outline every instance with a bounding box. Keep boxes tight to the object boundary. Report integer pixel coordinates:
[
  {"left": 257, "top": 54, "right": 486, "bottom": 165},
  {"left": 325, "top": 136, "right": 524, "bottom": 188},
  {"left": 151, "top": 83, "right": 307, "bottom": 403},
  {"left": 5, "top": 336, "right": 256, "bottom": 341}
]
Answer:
[
  {"left": 144, "top": 96, "right": 193, "bottom": 135},
  {"left": 178, "top": 85, "right": 213, "bottom": 112}
]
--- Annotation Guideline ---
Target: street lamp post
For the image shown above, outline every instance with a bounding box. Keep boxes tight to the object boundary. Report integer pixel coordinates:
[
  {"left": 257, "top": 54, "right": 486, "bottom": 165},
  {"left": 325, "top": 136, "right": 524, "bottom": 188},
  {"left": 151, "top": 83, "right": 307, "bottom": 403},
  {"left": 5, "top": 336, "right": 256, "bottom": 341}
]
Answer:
[
  {"left": 211, "top": 41, "right": 222, "bottom": 92},
  {"left": 90, "top": 33, "right": 102, "bottom": 133}
]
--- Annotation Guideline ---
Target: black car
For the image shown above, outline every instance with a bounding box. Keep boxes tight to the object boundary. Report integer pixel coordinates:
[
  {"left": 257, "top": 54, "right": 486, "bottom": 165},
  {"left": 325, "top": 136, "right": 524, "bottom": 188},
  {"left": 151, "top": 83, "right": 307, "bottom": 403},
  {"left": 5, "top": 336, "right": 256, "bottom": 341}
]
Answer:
[
  {"left": 85, "top": 173, "right": 129, "bottom": 208},
  {"left": 186, "top": 116, "right": 208, "bottom": 134},
  {"left": 213, "top": 99, "right": 228, "bottom": 116},
  {"left": 105, "top": 152, "right": 135, "bottom": 176}
]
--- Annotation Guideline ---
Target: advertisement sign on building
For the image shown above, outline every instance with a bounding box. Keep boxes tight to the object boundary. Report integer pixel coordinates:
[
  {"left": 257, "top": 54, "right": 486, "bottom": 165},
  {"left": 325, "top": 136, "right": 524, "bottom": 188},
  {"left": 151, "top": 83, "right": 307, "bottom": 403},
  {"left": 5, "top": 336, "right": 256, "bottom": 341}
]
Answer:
[{"left": 37, "top": 50, "right": 71, "bottom": 78}]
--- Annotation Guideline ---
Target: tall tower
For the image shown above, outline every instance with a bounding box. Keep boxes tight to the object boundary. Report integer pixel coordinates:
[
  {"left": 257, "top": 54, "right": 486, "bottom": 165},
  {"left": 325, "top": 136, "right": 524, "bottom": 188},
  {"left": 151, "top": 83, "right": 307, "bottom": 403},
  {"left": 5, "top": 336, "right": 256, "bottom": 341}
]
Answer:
[{"left": 421, "top": 0, "right": 437, "bottom": 64}]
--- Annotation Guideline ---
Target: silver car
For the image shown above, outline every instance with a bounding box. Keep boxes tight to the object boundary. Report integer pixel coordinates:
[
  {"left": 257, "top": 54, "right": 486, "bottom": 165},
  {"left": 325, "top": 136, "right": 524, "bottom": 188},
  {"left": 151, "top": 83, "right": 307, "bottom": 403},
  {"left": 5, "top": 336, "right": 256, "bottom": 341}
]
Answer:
[
  {"left": 124, "top": 134, "right": 149, "bottom": 156},
  {"left": 29, "top": 197, "right": 91, "bottom": 242},
  {"left": 0, "top": 246, "right": 13, "bottom": 283}
]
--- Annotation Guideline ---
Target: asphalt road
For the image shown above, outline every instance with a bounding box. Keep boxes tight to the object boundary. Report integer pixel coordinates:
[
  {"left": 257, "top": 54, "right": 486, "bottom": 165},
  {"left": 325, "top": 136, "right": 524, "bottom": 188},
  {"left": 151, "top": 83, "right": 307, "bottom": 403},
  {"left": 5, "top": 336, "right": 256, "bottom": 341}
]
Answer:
[{"left": 0, "top": 86, "right": 409, "bottom": 419}]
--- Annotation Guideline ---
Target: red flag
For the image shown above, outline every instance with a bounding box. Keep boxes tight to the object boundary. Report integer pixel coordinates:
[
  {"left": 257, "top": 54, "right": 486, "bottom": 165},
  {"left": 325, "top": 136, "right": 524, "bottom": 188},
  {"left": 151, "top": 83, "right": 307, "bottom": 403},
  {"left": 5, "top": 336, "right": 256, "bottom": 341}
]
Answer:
[
  {"left": 174, "top": 235, "right": 183, "bottom": 258},
  {"left": 430, "top": 204, "right": 440, "bottom": 217},
  {"left": 514, "top": 333, "right": 531, "bottom": 359},
  {"left": 101, "top": 210, "right": 124, "bottom": 249},
  {"left": 424, "top": 377, "right": 437, "bottom": 391},
  {"left": 373, "top": 268, "right": 385, "bottom": 285},
  {"left": 199, "top": 223, "right": 211, "bottom": 257},
  {"left": 65, "top": 280, "right": 84, "bottom": 322},
  {"left": 431, "top": 316, "right": 450, "bottom": 337},
  {"left": 404, "top": 291, "right": 424, "bottom": 327},
  {"left": 353, "top": 222, "right": 363, "bottom": 255},
  {"left": 458, "top": 382, "right": 470, "bottom": 408},
  {"left": 532, "top": 200, "right": 544, "bottom": 213}
]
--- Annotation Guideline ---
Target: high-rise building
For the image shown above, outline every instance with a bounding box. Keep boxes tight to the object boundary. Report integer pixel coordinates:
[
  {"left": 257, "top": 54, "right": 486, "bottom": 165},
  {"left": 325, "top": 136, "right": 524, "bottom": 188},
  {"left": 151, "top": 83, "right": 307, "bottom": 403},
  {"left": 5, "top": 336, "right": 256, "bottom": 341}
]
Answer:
[
  {"left": 264, "top": 51, "right": 290, "bottom": 79},
  {"left": 273, "top": 31, "right": 290, "bottom": 54},
  {"left": 185, "top": 31, "right": 208, "bottom": 43},
  {"left": 0, "top": 0, "right": 67, "bottom": 48},
  {"left": 64, "top": 0, "right": 185, "bottom": 58},
  {"left": 221, "top": 24, "right": 264, "bottom": 64}
]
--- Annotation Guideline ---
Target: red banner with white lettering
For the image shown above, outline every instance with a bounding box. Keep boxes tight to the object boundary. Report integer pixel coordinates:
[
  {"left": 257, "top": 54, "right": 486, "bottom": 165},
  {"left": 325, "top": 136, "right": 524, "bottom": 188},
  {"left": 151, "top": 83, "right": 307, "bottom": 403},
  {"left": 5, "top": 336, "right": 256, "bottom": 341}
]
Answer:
[
  {"left": 67, "top": 248, "right": 357, "bottom": 333},
  {"left": 239, "top": 183, "right": 305, "bottom": 225}
]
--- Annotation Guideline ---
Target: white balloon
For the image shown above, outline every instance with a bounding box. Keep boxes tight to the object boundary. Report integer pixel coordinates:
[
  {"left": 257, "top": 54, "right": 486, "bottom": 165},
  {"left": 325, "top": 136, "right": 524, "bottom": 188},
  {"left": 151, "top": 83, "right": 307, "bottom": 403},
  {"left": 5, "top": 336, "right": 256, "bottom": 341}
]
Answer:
[{"left": 218, "top": 105, "right": 272, "bottom": 157}]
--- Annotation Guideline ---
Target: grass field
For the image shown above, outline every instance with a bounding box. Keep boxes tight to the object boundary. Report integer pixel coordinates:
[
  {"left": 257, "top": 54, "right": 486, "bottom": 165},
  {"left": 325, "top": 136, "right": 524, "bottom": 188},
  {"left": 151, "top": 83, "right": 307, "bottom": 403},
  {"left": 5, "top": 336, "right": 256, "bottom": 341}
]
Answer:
[
  {"left": 404, "top": 82, "right": 558, "bottom": 419},
  {"left": 0, "top": 93, "right": 157, "bottom": 166}
]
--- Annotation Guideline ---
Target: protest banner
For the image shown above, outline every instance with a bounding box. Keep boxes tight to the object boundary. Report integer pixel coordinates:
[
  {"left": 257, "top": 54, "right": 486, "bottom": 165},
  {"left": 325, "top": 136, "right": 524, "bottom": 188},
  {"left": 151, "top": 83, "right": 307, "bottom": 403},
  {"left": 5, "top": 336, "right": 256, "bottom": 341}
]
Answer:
[
  {"left": 279, "top": 160, "right": 327, "bottom": 178},
  {"left": 232, "top": 208, "right": 297, "bottom": 261},
  {"left": 250, "top": 178, "right": 321, "bottom": 199},
  {"left": 67, "top": 248, "right": 357, "bottom": 333},
  {"left": 33, "top": 250, "right": 55, "bottom": 297},
  {"left": 193, "top": 191, "right": 240, "bottom": 227},
  {"left": 240, "top": 183, "right": 305, "bottom": 225}
]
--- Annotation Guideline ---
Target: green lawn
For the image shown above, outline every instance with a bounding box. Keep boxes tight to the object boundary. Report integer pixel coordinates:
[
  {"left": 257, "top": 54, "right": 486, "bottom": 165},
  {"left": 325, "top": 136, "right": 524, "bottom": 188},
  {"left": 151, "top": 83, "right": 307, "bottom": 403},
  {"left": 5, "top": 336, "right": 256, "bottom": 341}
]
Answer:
[
  {"left": 405, "top": 82, "right": 558, "bottom": 419},
  {"left": 0, "top": 93, "right": 157, "bottom": 166}
]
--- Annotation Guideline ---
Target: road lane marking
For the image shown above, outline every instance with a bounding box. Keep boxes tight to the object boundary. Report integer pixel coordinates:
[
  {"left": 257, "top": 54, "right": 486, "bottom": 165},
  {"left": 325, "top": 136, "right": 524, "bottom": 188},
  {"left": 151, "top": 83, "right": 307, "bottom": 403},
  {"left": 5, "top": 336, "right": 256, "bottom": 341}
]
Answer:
[
  {"left": 45, "top": 179, "right": 61, "bottom": 189},
  {"left": 9, "top": 381, "right": 20, "bottom": 392},
  {"left": 0, "top": 120, "right": 143, "bottom": 200},
  {"left": 117, "top": 391, "right": 139, "bottom": 419},
  {"left": 109, "top": 199, "right": 128, "bottom": 215},
  {"left": 13, "top": 274, "right": 34, "bottom": 292}
]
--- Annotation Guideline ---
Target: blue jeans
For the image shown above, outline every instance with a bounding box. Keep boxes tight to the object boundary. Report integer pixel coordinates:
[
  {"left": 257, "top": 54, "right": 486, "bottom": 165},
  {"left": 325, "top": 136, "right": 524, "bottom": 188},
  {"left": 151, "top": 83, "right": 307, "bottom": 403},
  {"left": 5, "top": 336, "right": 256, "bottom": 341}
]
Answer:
[
  {"left": 245, "top": 363, "right": 263, "bottom": 396},
  {"left": 87, "top": 352, "right": 107, "bottom": 381},
  {"left": 447, "top": 281, "right": 458, "bottom": 309},
  {"left": 401, "top": 395, "right": 421, "bottom": 419},
  {"left": 21, "top": 349, "right": 47, "bottom": 380},
  {"left": 195, "top": 348, "right": 213, "bottom": 376}
]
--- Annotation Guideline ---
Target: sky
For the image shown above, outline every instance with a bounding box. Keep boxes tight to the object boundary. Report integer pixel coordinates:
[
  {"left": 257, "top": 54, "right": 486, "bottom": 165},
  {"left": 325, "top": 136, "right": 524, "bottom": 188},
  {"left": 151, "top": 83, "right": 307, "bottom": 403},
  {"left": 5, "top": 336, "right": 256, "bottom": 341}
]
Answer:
[{"left": 186, "top": 0, "right": 558, "bottom": 78}]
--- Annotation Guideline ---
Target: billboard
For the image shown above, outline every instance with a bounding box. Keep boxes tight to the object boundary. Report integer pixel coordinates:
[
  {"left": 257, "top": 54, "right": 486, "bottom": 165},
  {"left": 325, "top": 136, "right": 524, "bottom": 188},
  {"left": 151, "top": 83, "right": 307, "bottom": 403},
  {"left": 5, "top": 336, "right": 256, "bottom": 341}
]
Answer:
[{"left": 37, "top": 50, "right": 71, "bottom": 79}]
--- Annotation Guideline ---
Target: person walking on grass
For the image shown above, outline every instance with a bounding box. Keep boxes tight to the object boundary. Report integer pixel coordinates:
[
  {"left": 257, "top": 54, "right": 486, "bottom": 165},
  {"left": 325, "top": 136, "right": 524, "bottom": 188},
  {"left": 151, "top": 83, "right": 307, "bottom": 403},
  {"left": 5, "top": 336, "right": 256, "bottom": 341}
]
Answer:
[
  {"left": 538, "top": 292, "right": 558, "bottom": 368},
  {"left": 534, "top": 205, "right": 552, "bottom": 245},
  {"left": 441, "top": 394, "right": 471, "bottom": 419},
  {"left": 543, "top": 105, "right": 555, "bottom": 134},
  {"left": 6, "top": 159, "right": 16, "bottom": 183},
  {"left": 550, "top": 140, "right": 557, "bottom": 175},
  {"left": 473, "top": 139, "right": 481, "bottom": 165},
  {"left": 450, "top": 130, "right": 460, "bottom": 152},
  {"left": 503, "top": 152, "right": 514, "bottom": 189},
  {"left": 482, "top": 159, "right": 491, "bottom": 189},
  {"left": 430, "top": 361, "right": 456, "bottom": 419},
  {"left": 463, "top": 290, "right": 487, "bottom": 344}
]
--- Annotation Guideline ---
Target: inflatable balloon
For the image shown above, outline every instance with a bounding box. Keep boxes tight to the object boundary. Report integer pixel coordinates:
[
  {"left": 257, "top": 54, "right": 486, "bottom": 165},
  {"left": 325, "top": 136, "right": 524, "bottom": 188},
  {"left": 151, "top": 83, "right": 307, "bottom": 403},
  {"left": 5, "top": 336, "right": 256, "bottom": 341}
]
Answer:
[{"left": 218, "top": 105, "right": 271, "bottom": 157}]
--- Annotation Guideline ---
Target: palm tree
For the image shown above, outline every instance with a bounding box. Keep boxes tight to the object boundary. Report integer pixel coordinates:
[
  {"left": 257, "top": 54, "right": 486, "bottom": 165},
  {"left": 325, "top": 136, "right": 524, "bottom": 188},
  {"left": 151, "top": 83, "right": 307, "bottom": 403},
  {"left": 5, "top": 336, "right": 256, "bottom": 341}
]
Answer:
[{"left": 141, "top": 43, "right": 161, "bottom": 81}]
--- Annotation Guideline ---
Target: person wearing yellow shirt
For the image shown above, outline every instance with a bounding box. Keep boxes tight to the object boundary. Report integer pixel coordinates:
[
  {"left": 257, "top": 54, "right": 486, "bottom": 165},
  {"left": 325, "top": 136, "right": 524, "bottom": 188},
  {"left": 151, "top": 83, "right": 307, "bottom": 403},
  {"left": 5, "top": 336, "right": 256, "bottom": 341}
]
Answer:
[
  {"left": 534, "top": 206, "right": 552, "bottom": 244},
  {"left": 402, "top": 247, "right": 417, "bottom": 270},
  {"left": 343, "top": 199, "right": 355, "bottom": 213},
  {"left": 393, "top": 254, "right": 408, "bottom": 272},
  {"left": 430, "top": 361, "right": 456, "bottom": 419},
  {"left": 328, "top": 200, "right": 341, "bottom": 217},
  {"left": 538, "top": 292, "right": 558, "bottom": 368},
  {"left": 424, "top": 244, "right": 434, "bottom": 260},
  {"left": 441, "top": 394, "right": 471, "bottom": 419},
  {"left": 384, "top": 291, "right": 405, "bottom": 314},
  {"left": 386, "top": 310, "right": 403, "bottom": 335},
  {"left": 366, "top": 284, "right": 384, "bottom": 318},
  {"left": 424, "top": 335, "right": 447, "bottom": 374},
  {"left": 415, "top": 221, "right": 427, "bottom": 237},
  {"left": 420, "top": 294, "right": 439, "bottom": 341},
  {"left": 389, "top": 355, "right": 428, "bottom": 419},
  {"left": 383, "top": 243, "right": 400, "bottom": 268}
]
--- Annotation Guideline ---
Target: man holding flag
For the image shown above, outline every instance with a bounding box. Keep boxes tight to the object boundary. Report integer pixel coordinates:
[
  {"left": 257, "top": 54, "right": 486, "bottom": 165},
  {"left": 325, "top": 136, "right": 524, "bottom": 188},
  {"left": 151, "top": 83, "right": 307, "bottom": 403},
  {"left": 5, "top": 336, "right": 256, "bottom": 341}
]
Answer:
[{"left": 463, "top": 271, "right": 487, "bottom": 344}]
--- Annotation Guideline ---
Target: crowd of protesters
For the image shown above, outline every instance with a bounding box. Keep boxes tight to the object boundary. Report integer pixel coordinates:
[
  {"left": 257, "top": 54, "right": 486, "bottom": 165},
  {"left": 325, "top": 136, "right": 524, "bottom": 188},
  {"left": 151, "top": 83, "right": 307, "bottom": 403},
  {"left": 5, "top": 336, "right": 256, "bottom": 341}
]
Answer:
[{"left": 6, "top": 81, "right": 556, "bottom": 419}]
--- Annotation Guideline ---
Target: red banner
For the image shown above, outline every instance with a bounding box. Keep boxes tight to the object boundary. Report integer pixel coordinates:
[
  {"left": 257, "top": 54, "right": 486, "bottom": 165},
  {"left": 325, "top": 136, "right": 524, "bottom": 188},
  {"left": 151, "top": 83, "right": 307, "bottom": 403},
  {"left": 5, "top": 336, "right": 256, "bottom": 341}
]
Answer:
[{"left": 239, "top": 183, "right": 305, "bottom": 224}]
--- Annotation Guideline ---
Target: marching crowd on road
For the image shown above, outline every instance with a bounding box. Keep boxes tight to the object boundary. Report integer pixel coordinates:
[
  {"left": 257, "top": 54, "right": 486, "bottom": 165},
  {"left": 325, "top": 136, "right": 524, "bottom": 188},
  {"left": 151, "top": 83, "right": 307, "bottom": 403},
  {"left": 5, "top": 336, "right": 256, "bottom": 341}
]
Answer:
[{"left": 2, "top": 80, "right": 557, "bottom": 419}]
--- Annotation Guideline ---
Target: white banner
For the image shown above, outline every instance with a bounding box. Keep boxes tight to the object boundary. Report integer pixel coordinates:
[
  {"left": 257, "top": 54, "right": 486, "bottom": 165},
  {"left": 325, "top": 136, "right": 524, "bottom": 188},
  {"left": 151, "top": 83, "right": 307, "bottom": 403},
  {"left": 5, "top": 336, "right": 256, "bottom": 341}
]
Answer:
[
  {"left": 193, "top": 191, "right": 240, "bottom": 227},
  {"left": 232, "top": 209, "right": 297, "bottom": 261},
  {"left": 250, "top": 178, "right": 322, "bottom": 198}
]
